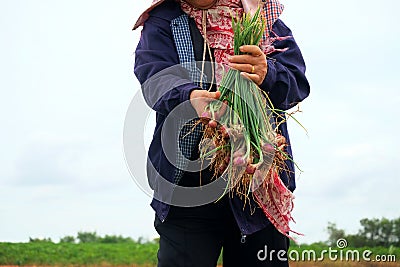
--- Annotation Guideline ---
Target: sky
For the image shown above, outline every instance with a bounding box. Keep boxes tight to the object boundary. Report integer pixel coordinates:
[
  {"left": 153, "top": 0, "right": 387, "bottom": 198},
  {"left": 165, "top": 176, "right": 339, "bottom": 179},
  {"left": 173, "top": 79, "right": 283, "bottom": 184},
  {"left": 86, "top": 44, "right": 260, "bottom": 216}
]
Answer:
[{"left": 0, "top": 0, "right": 399, "bottom": 244}]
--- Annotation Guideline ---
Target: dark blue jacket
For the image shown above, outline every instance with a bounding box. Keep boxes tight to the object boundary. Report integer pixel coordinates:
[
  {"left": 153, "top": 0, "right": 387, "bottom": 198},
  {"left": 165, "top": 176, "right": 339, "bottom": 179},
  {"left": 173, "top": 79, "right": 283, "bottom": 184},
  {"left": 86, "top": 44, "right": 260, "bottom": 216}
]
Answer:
[{"left": 134, "top": 0, "right": 310, "bottom": 235}]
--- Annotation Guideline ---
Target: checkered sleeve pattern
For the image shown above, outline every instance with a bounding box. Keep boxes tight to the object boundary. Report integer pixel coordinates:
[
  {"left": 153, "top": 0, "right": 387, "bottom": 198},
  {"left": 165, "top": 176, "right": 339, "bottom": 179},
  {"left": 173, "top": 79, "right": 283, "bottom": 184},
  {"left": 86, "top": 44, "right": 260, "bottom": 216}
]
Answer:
[
  {"left": 261, "top": 0, "right": 284, "bottom": 38},
  {"left": 171, "top": 14, "right": 207, "bottom": 184}
]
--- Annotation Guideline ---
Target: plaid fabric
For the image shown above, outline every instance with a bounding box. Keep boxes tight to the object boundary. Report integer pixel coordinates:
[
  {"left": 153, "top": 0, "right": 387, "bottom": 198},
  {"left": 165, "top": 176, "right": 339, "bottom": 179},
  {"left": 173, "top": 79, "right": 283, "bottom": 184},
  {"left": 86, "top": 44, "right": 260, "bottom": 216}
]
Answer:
[
  {"left": 171, "top": 14, "right": 207, "bottom": 184},
  {"left": 262, "top": 0, "right": 284, "bottom": 37}
]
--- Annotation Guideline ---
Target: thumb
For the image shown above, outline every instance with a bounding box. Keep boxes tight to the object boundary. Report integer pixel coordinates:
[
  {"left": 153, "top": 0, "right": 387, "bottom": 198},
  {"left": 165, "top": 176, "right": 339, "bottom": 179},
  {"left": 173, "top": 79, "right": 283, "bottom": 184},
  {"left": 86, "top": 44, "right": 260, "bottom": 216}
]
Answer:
[{"left": 206, "top": 91, "right": 221, "bottom": 100}]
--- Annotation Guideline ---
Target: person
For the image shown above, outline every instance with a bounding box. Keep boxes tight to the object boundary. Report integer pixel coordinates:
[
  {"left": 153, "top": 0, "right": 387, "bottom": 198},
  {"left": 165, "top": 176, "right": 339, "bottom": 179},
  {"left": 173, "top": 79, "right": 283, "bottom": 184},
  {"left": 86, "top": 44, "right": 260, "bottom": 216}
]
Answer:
[{"left": 133, "top": 0, "right": 310, "bottom": 266}]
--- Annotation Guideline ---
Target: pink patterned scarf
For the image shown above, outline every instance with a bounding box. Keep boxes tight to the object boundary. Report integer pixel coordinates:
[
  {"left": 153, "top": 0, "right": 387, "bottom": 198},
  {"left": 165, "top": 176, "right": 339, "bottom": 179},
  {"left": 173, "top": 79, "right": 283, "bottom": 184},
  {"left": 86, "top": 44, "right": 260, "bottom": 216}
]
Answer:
[{"left": 179, "top": 0, "right": 288, "bottom": 84}]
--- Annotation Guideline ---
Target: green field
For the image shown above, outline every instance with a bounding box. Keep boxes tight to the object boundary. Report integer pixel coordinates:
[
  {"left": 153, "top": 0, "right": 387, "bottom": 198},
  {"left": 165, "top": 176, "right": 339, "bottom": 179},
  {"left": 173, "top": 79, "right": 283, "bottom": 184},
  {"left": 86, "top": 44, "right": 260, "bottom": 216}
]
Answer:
[
  {"left": 0, "top": 242, "right": 158, "bottom": 266},
  {"left": 0, "top": 242, "right": 398, "bottom": 267}
]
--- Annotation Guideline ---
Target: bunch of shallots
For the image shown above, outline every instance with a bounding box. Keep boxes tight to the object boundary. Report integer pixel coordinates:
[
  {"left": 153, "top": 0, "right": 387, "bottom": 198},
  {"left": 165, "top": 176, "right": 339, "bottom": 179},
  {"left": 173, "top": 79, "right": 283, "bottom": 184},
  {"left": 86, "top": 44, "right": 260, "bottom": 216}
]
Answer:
[
  {"left": 199, "top": 8, "right": 291, "bottom": 200},
  {"left": 198, "top": 7, "right": 304, "bottom": 239}
]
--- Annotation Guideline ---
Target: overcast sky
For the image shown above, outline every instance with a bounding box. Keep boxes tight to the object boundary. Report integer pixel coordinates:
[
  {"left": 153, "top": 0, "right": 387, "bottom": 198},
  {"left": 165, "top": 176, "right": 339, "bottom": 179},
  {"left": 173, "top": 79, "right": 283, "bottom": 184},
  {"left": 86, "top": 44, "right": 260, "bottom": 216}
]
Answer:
[{"left": 0, "top": 0, "right": 399, "bottom": 244}]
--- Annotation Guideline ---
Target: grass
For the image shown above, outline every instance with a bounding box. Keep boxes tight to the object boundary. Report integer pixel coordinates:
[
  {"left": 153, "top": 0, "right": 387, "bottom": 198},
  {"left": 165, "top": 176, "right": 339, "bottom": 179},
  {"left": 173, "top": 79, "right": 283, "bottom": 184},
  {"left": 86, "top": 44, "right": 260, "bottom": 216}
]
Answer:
[
  {"left": 0, "top": 242, "right": 158, "bottom": 266},
  {"left": 0, "top": 242, "right": 398, "bottom": 266},
  {"left": 291, "top": 263, "right": 399, "bottom": 267}
]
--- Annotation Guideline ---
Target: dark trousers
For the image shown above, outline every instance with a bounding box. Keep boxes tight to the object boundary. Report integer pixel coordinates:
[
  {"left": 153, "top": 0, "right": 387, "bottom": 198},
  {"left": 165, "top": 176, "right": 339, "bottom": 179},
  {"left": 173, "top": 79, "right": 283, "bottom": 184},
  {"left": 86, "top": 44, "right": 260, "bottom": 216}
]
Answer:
[{"left": 155, "top": 196, "right": 290, "bottom": 267}]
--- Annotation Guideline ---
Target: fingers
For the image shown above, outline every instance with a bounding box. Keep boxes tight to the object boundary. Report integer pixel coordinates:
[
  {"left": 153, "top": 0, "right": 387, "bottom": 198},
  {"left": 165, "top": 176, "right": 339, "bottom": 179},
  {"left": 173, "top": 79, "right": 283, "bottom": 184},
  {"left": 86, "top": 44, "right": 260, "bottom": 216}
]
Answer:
[
  {"left": 209, "top": 90, "right": 221, "bottom": 100},
  {"left": 190, "top": 89, "right": 222, "bottom": 117},
  {"left": 190, "top": 90, "right": 220, "bottom": 102},
  {"left": 229, "top": 62, "right": 254, "bottom": 73},
  {"left": 228, "top": 45, "right": 264, "bottom": 63},
  {"left": 240, "top": 72, "right": 260, "bottom": 83},
  {"left": 239, "top": 45, "right": 264, "bottom": 56},
  {"left": 238, "top": 65, "right": 266, "bottom": 85},
  {"left": 228, "top": 45, "right": 267, "bottom": 85},
  {"left": 228, "top": 55, "right": 260, "bottom": 65}
]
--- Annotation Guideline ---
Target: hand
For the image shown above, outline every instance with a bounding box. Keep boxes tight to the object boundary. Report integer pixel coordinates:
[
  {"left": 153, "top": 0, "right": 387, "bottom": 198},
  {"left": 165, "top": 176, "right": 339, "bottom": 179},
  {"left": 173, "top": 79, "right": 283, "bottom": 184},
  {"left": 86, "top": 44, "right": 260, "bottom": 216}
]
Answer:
[
  {"left": 228, "top": 45, "right": 267, "bottom": 85},
  {"left": 189, "top": 90, "right": 226, "bottom": 118}
]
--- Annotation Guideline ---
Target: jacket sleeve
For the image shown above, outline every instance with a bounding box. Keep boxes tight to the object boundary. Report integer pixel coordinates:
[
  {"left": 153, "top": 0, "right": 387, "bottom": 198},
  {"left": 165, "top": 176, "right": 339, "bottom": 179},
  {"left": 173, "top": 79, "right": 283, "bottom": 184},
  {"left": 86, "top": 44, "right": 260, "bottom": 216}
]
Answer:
[
  {"left": 259, "top": 19, "right": 310, "bottom": 111},
  {"left": 134, "top": 15, "right": 198, "bottom": 116}
]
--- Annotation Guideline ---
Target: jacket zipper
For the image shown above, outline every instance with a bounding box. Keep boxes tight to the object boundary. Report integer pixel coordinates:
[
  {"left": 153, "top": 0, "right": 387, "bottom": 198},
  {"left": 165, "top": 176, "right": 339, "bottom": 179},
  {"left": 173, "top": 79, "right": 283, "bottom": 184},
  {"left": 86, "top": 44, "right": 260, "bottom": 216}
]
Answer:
[{"left": 241, "top": 232, "right": 247, "bottom": 244}]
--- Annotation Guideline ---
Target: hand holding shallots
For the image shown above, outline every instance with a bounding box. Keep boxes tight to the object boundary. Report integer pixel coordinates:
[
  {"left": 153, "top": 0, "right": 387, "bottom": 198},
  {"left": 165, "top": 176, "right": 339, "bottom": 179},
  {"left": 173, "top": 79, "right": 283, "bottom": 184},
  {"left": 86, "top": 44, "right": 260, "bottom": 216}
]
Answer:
[{"left": 228, "top": 45, "right": 268, "bottom": 85}]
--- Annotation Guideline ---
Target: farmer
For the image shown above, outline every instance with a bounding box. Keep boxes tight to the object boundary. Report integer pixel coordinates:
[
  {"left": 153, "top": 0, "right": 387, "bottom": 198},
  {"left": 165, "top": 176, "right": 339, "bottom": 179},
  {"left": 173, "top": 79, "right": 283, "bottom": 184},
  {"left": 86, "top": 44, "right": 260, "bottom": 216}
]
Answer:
[{"left": 133, "top": 0, "right": 310, "bottom": 266}]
